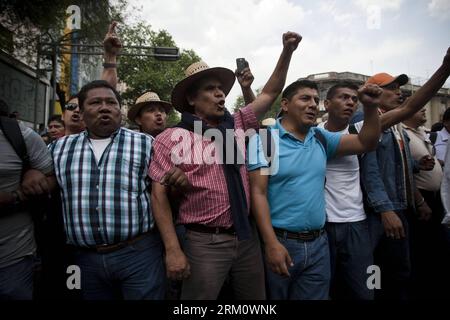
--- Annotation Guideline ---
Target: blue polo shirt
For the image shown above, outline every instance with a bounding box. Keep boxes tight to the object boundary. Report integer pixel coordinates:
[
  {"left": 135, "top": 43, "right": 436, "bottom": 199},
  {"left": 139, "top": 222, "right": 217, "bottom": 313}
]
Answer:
[{"left": 247, "top": 119, "right": 342, "bottom": 232}]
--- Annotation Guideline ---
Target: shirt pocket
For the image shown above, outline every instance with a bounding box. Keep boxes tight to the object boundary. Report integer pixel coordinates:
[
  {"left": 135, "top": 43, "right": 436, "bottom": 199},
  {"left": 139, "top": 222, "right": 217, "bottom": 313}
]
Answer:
[{"left": 119, "top": 156, "right": 148, "bottom": 193}]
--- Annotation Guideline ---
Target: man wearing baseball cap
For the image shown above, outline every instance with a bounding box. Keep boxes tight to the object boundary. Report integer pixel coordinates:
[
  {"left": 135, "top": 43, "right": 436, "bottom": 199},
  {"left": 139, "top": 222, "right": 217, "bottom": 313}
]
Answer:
[
  {"left": 149, "top": 31, "right": 301, "bottom": 299},
  {"left": 357, "top": 47, "right": 450, "bottom": 299}
]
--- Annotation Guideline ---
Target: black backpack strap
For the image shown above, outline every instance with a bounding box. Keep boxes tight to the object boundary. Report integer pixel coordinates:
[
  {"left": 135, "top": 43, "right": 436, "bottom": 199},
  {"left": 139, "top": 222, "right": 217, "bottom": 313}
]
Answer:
[
  {"left": 429, "top": 131, "right": 437, "bottom": 145},
  {"left": 348, "top": 124, "right": 358, "bottom": 135},
  {"left": 0, "top": 116, "right": 30, "bottom": 171},
  {"left": 314, "top": 129, "right": 327, "bottom": 152},
  {"left": 348, "top": 124, "right": 363, "bottom": 163}
]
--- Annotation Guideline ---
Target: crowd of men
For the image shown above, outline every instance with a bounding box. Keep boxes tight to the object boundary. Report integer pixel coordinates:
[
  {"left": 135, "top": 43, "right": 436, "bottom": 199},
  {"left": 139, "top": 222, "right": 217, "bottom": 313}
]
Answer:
[{"left": 1, "top": 22, "right": 450, "bottom": 300}]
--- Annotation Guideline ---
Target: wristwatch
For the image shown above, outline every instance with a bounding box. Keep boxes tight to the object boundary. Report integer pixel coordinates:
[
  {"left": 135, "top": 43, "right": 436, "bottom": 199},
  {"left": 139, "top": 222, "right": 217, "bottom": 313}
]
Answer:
[{"left": 102, "top": 62, "right": 117, "bottom": 68}]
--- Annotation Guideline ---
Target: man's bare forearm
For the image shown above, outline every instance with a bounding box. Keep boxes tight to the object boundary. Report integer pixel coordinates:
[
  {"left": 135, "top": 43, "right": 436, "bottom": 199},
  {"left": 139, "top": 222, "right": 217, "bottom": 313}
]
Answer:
[
  {"left": 101, "top": 53, "right": 118, "bottom": 88},
  {"left": 151, "top": 182, "right": 182, "bottom": 253},
  {"left": 357, "top": 105, "right": 380, "bottom": 152},
  {"left": 381, "top": 60, "right": 450, "bottom": 129},
  {"left": 241, "top": 86, "right": 256, "bottom": 106}
]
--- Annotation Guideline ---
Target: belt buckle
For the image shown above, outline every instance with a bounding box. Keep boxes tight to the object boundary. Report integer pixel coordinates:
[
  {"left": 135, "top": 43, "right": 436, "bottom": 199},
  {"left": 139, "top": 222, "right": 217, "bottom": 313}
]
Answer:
[
  {"left": 95, "top": 243, "right": 111, "bottom": 253},
  {"left": 296, "top": 231, "right": 312, "bottom": 241},
  {"left": 96, "top": 241, "right": 125, "bottom": 253},
  {"left": 298, "top": 231, "right": 309, "bottom": 240}
]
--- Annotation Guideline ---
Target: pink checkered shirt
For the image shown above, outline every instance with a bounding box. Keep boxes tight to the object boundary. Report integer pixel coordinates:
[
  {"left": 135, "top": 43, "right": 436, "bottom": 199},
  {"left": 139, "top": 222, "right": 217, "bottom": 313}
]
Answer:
[{"left": 149, "top": 105, "right": 259, "bottom": 227}]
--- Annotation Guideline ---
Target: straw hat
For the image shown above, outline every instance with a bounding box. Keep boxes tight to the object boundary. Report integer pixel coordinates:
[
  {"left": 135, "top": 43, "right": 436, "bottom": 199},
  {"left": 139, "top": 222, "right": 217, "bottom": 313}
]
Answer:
[
  {"left": 171, "top": 61, "right": 235, "bottom": 113},
  {"left": 127, "top": 91, "right": 172, "bottom": 123}
]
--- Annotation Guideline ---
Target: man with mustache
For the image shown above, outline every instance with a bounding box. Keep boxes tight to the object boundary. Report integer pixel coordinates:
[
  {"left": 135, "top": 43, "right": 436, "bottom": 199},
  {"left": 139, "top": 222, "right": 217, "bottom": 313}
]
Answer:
[
  {"left": 356, "top": 47, "right": 450, "bottom": 300},
  {"left": 59, "top": 21, "right": 121, "bottom": 137},
  {"left": 149, "top": 32, "right": 301, "bottom": 299},
  {"left": 49, "top": 80, "right": 188, "bottom": 299}
]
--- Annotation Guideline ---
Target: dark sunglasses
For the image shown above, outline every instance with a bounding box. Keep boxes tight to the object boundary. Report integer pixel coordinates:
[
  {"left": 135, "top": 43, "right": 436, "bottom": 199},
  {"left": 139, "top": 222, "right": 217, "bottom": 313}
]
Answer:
[{"left": 64, "top": 103, "right": 79, "bottom": 111}]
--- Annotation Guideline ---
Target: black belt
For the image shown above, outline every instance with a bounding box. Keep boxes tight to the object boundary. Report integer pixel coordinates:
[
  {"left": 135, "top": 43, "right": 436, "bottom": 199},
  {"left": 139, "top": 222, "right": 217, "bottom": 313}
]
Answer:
[
  {"left": 74, "top": 231, "right": 154, "bottom": 254},
  {"left": 273, "top": 227, "right": 324, "bottom": 241},
  {"left": 185, "top": 224, "right": 236, "bottom": 235}
]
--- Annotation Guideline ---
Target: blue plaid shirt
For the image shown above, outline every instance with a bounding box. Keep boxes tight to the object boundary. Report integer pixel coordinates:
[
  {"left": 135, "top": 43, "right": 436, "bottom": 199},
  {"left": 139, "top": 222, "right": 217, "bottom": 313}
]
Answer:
[{"left": 50, "top": 127, "right": 153, "bottom": 247}]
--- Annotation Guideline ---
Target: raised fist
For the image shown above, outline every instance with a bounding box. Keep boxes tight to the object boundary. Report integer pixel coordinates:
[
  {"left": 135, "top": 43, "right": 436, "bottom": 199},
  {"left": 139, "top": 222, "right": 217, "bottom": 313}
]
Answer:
[
  {"left": 358, "top": 84, "right": 383, "bottom": 108},
  {"left": 282, "top": 32, "right": 302, "bottom": 52}
]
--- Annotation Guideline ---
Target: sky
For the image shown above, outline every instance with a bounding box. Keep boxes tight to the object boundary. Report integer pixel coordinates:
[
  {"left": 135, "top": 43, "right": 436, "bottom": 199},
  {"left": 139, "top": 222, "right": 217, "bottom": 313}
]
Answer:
[{"left": 127, "top": 0, "right": 450, "bottom": 109}]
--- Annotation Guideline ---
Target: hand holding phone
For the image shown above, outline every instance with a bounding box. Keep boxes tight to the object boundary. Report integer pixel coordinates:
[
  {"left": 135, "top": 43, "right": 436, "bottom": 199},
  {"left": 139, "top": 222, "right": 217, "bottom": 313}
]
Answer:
[{"left": 236, "top": 58, "right": 249, "bottom": 74}]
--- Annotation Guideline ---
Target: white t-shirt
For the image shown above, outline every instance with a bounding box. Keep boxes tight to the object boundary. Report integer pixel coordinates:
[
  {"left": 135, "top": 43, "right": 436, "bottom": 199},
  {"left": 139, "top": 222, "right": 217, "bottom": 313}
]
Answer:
[
  {"left": 435, "top": 127, "right": 450, "bottom": 162},
  {"left": 89, "top": 137, "right": 112, "bottom": 164},
  {"left": 318, "top": 121, "right": 366, "bottom": 223}
]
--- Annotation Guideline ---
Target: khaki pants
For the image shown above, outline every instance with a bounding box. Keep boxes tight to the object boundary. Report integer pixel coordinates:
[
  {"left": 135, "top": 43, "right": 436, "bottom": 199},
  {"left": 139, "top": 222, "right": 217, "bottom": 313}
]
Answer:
[{"left": 181, "top": 223, "right": 265, "bottom": 300}]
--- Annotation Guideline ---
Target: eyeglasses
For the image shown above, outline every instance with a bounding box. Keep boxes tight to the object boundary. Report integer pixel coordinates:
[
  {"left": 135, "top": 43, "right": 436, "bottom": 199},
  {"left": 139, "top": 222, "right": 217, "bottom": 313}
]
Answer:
[{"left": 64, "top": 103, "right": 78, "bottom": 111}]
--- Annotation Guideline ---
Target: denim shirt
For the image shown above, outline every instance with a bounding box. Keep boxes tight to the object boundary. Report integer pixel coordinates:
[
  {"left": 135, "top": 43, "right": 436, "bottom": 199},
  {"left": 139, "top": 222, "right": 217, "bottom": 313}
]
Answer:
[{"left": 360, "top": 125, "right": 416, "bottom": 214}]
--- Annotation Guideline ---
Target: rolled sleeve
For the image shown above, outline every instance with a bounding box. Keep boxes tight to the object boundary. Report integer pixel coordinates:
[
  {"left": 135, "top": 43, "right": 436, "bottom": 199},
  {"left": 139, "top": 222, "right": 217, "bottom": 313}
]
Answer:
[
  {"left": 234, "top": 104, "right": 259, "bottom": 131},
  {"left": 247, "top": 133, "right": 269, "bottom": 172},
  {"left": 22, "top": 125, "right": 53, "bottom": 174}
]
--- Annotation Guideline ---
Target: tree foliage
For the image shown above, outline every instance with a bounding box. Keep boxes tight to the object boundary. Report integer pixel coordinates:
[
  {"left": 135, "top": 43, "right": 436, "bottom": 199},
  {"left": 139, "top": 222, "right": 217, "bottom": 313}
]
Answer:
[
  {"left": 1, "top": 0, "right": 201, "bottom": 126},
  {"left": 117, "top": 22, "right": 201, "bottom": 126},
  {"left": 0, "top": 0, "right": 126, "bottom": 66}
]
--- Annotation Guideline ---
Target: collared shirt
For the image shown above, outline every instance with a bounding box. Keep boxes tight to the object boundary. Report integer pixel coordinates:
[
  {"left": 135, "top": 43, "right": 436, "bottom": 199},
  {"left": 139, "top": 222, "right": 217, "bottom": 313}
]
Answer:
[
  {"left": 149, "top": 105, "right": 258, "bottom": 228},
  {"left": 435, "top": 127, "right": 450, "bottom": 162},
  {"left": 247, "top": 119, "right": 342, "bottom": 232},
  {"left": 50, "top": 127, "right": 153, "bottom": 247},
  {"left": 401, "top": 124, "right": 443, "bottom": 191}
]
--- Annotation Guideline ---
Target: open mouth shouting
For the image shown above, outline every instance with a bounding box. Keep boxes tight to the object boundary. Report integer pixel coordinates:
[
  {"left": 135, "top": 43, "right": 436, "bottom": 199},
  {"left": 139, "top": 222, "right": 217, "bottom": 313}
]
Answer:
[
  {"left": 71, "top": 114, "right": 80, "bottom": 122},
  {"left": 217, "top": 99, "right": 225, "bottom": 111}
]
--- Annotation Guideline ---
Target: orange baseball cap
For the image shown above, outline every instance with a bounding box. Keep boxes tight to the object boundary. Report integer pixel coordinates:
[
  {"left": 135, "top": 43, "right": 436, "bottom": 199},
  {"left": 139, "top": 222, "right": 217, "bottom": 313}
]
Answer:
[{"left": 366, "top": 72, "right": 409, "bottom": 87}]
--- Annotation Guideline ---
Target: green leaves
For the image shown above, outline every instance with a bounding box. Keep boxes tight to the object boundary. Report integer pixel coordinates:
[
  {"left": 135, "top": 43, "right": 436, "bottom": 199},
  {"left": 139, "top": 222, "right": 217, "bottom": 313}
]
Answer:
[{"left": 117, "top": 22, "right": 200, "bottom": 127}]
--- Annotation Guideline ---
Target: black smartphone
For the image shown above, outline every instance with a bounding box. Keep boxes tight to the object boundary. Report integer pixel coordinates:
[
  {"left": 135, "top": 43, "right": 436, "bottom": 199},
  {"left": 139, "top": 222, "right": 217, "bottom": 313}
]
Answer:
[{"left": 236, "top": 58, "right": 249, "bottom": 74}]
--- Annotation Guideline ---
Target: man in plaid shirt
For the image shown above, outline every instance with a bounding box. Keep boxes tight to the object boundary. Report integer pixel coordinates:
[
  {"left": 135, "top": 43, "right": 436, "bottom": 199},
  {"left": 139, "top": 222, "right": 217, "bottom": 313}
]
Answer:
[{"left": 50, "top": 80, "right": 187, "bottom": 300}]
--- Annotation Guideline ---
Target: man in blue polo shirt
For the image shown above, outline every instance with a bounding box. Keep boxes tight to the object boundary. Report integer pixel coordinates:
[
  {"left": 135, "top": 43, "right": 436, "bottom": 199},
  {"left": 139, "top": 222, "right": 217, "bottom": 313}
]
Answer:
[{"left": 247, "top": 79, "right": 382, "bottom": 300}]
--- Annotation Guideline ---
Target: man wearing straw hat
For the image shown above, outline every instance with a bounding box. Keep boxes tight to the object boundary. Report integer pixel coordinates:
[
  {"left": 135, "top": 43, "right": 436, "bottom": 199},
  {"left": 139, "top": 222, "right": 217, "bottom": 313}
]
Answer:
[
  {"left": 127, "top": 91, "right": 172, "bottom": 138},
  {"left": 149, "top": 32, "right": 302, "bottom": 299}
]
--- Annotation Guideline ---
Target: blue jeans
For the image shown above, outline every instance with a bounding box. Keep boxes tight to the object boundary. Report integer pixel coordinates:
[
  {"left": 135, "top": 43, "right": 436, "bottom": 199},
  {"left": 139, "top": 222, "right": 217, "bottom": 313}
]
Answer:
[
  {"left": 0, "top": 255, "right": 34, "bottom": 300},
  {"left": 326, "top": 220, "right": 374, "bottom": 300},
  {"left": 265, "top": 231, "right": 330, "bottom": 300},
  {"left": 73, "top": 232, "right": 165, "bottom": 300}
]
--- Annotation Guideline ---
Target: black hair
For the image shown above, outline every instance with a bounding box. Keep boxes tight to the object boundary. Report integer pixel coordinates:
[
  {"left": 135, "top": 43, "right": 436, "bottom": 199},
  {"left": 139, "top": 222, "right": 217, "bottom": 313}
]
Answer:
[
  {"left": 77, "top": 80, "right": 121, "bottom": 111},
  {"left": 326, "top": 82, "right": 359, "bottom": 100},
  {"left": 443, "top": 108, "right": 450, "bottom": 122},
  {"left": 47, "top": 114, "right": 65, "bottom": 126},
  {"left": 282, "top": 80, "right": 318, "bottom": 101},
  {"left": 431, "top": 122, "right": 444, "bottom": 132},
  {"left": 68, "top": 94, "right": 78, "bottom": 101}
]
